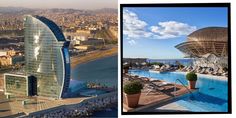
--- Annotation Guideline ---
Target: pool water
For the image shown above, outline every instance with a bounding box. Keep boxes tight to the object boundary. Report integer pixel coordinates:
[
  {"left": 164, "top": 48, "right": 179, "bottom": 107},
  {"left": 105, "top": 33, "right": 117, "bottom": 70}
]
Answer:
[
  {"left": 172, "top": 92, "right": 228, "bottom": 112},
  {"left": 129, "top": 70, "right": 228, "bottom": 112}
]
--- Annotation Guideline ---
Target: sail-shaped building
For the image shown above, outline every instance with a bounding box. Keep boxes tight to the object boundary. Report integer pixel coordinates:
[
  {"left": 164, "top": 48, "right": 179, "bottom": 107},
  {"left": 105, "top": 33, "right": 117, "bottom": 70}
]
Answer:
[{"left": 4, "top": 15, "right": 70, "bottom": 99}]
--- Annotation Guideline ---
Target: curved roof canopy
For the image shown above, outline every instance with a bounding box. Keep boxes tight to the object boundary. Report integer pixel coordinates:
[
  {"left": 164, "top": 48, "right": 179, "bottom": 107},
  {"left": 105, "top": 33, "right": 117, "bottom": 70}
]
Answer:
[
  {"left": 187, "top": 27, "right": 227, "bottom": 42},
  {"left": 175, "top": 27, "right": 228, "bottom": 58}
]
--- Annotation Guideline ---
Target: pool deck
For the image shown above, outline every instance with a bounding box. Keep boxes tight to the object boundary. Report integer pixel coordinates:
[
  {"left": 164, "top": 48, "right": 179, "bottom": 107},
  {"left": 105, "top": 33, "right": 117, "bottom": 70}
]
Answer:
[
  {"left": 123, "top": 80, "right": 196, "bottom": 112},
  {"left": 0, "top": 91, "right": 90, "bottom": 117}
]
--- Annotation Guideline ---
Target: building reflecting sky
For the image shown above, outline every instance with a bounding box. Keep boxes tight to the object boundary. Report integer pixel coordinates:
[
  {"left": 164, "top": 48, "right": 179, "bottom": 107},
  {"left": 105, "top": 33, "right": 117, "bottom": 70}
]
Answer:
[{"left": 24, "top": 15, "right": 70, "bottom": 98}]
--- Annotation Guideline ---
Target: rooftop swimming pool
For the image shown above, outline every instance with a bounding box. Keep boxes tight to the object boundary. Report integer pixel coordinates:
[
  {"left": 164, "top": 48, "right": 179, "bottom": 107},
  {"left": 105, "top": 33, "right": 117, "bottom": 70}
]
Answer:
[{"left": 129, "top": 70, "right": 228, "bottom": 112}]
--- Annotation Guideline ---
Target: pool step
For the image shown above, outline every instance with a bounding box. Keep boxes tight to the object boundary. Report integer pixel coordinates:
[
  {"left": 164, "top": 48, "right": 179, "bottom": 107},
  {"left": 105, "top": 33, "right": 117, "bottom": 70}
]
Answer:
[
  {"left": 188, "top": 93, "right": 228, "bottom": 112},
  {"left": 176, "top": 99, "right": 227, "bottom": 112},
  {"left": 186, "top": 99, "right": 227, "bottom": 112},
  {"left": 175, "top": 100, "right": 206, "bottom": 112}
]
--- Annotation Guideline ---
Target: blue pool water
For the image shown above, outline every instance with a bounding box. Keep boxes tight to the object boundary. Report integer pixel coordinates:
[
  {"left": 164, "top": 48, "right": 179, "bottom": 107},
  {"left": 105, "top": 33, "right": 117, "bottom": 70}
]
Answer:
[{"left": 129, "top": 70, "right": 228, "bottom": 112}]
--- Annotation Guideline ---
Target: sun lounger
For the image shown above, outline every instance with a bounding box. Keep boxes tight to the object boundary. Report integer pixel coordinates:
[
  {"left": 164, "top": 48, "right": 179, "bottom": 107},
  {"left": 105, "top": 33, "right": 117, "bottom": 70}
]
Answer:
[
  {"left": 190, "top": 67, "right": 196, "bottom": 72},
  {"left": 222, "top": 72, "right": 228, "bottom": 76},
  {"left": 212, "top": 67, "right": 224, "bottom": 76},
  {"left": 145, "top": 84, "right": 163, "bottom": 95},
  {"left": 145, "top": 81, "right": 173, "bottom": 95},
  {"left": 212, "top": 68, "right": 219, "bottom": 75},
  {"left": 217, "top": 68, "right": 224, "bottom": 76},
  {"left": 196, "top": 66, "right": 202, "bottom": 73},
  {"left": 181, "top": 66, "right": 187, "bottom": 71},
  {"left": 204, "top": 67, "right": 211, "bottom": 74},
  {"left": 156, "top": 81, "right": 172, "bottom": 87},
  {"left": 186, "top": 66, "right": 193, "bottom": 72},
  {"left": 184, "top": 66, "right": 190, "bottom": 72},
  {"left": 199, "top": 68, "right": 206, "bottom": 74}
]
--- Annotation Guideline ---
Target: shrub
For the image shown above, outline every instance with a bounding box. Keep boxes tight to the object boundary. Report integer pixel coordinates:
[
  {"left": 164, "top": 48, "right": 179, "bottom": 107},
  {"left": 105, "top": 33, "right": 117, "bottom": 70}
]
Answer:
[
  {"left": 186, "top": 72, "right": 197, "bottom": 81},
  {"left": 124, "top": 81, "right": 143, "bottom": 94}
]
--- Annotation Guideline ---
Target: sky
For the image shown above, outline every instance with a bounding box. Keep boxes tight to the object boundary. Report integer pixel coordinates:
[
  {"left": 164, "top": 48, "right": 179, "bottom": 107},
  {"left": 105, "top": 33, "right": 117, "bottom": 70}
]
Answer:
[
  {"left": 123, "top": 7, "right": 228, "bottom": 59},
  {"left": 0, "top": 0, "right": 117, "bottom": 9}
]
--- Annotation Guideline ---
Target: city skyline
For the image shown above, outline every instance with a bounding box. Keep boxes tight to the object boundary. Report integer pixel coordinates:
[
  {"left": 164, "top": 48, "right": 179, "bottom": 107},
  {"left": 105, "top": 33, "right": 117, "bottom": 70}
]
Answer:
[
  {"left": 123, "top": 7, "right": 228, "bottom": 59},
  {"left": 0, "top": 0, "right": 117, "bottom": 10}
]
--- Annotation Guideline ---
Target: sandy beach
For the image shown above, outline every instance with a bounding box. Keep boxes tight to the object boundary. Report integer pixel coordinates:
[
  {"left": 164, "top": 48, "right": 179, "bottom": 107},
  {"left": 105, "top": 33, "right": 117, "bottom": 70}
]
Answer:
[{"left": 70, "top": 46, "right": 118, "bottom": 69}]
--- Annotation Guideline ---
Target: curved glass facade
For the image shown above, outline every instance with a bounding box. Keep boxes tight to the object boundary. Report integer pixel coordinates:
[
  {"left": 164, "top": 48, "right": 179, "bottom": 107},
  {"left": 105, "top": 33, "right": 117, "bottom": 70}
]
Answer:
[{"left": 24, "top": 15, "right": 70, "bottom": 99}]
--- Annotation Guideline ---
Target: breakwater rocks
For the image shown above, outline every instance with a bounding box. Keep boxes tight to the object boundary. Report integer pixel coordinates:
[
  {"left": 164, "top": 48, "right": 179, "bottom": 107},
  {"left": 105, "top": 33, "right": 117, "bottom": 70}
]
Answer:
[{"left": 24, "top": 92, "right": 117, "bottom": 118}]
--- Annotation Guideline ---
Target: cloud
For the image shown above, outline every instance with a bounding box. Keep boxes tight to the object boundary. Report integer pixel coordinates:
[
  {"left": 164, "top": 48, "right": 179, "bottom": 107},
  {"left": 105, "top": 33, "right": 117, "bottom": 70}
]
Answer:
[
  {"left": 150, "top": 21, "right": 197, "bottom": 39},
  {"left": 150, "top": 26, "right": 159, "bottom": 33},
  {"left": 128, "top": 39, "right": 136, "bottom": 46},
  {"left": 123, "top": 10, "right": 197, "bottom": 40},
  {"left": 123, "top": 10, "right": 152, "bottom": 38}
]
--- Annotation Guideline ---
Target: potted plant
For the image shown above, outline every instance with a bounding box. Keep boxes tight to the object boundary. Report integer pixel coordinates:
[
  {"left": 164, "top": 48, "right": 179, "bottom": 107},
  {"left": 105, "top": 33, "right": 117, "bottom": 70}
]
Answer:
[
  {"left": 186, "top": 72, "right": 198, "bottom": 89},
  {"left": 123, "top": 81, "right": 143, "bottom": 108}
]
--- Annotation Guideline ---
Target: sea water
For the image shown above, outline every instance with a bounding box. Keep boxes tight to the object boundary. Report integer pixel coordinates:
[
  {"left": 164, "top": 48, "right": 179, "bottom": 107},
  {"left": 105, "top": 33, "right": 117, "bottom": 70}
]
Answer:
[
  {"left": 72, "top": 55, "right": 118, "bottom": 88},
  {"left": 71, "top": 55, "right": 118, "bottom": 117}
]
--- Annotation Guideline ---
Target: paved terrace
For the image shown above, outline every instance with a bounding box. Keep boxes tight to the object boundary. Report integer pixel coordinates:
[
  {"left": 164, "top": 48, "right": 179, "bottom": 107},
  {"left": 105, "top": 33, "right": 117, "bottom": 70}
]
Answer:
[
  {"left": 0, "top": 92, "right": 90, "bottom": 117},
  {"left": 123, "top": 74, "right": 196, "bottom": 112},
  {"left": 0, "top": 74, "right": 4, "bottom": 91}
]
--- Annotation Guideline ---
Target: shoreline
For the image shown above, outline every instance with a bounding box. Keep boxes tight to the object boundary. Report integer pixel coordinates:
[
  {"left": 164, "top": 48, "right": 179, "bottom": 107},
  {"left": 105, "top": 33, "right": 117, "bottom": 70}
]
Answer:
[{"left": 70, "top": 47, "right": 118, "bottom": 69}]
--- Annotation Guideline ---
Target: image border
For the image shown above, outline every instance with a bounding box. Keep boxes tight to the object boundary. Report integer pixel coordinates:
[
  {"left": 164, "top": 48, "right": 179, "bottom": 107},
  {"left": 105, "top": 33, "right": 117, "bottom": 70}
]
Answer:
[{"left": 120, "top": 3, "right": 231, "bottom": 115}]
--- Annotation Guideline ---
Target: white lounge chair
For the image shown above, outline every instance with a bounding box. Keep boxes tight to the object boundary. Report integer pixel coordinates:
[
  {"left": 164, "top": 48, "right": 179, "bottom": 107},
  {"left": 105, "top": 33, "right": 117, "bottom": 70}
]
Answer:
[
  {"left": 145, "top": 81, "right": 172, "bottom": 95},
  {"left": 199, "top": 68, "right": 206, "bottom": 74}
]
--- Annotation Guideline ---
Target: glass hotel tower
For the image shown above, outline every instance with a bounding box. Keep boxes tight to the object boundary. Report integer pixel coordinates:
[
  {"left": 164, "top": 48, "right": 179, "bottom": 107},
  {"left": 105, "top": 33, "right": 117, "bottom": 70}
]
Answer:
[{"left": 23, "top": 15, "right": 70, "bottom": 99}]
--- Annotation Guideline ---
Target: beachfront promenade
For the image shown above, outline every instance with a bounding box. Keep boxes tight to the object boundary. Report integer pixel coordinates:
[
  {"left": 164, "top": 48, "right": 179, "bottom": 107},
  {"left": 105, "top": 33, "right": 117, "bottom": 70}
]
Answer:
[
  {"left": 0, "top": 91, "right": 88, "bottom": 117},
  {"left": 0, "top": 91, "right": 117, "bottom": 117},
  {"left": 25, "top": 91, "right": 117, "bottom": 118}
]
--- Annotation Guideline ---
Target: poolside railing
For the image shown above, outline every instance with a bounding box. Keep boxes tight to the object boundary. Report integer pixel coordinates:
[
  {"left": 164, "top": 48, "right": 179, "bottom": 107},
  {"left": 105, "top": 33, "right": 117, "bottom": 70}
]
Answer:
[{"left": 174, "top": 79, "right": 193, "bottom": 97}]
